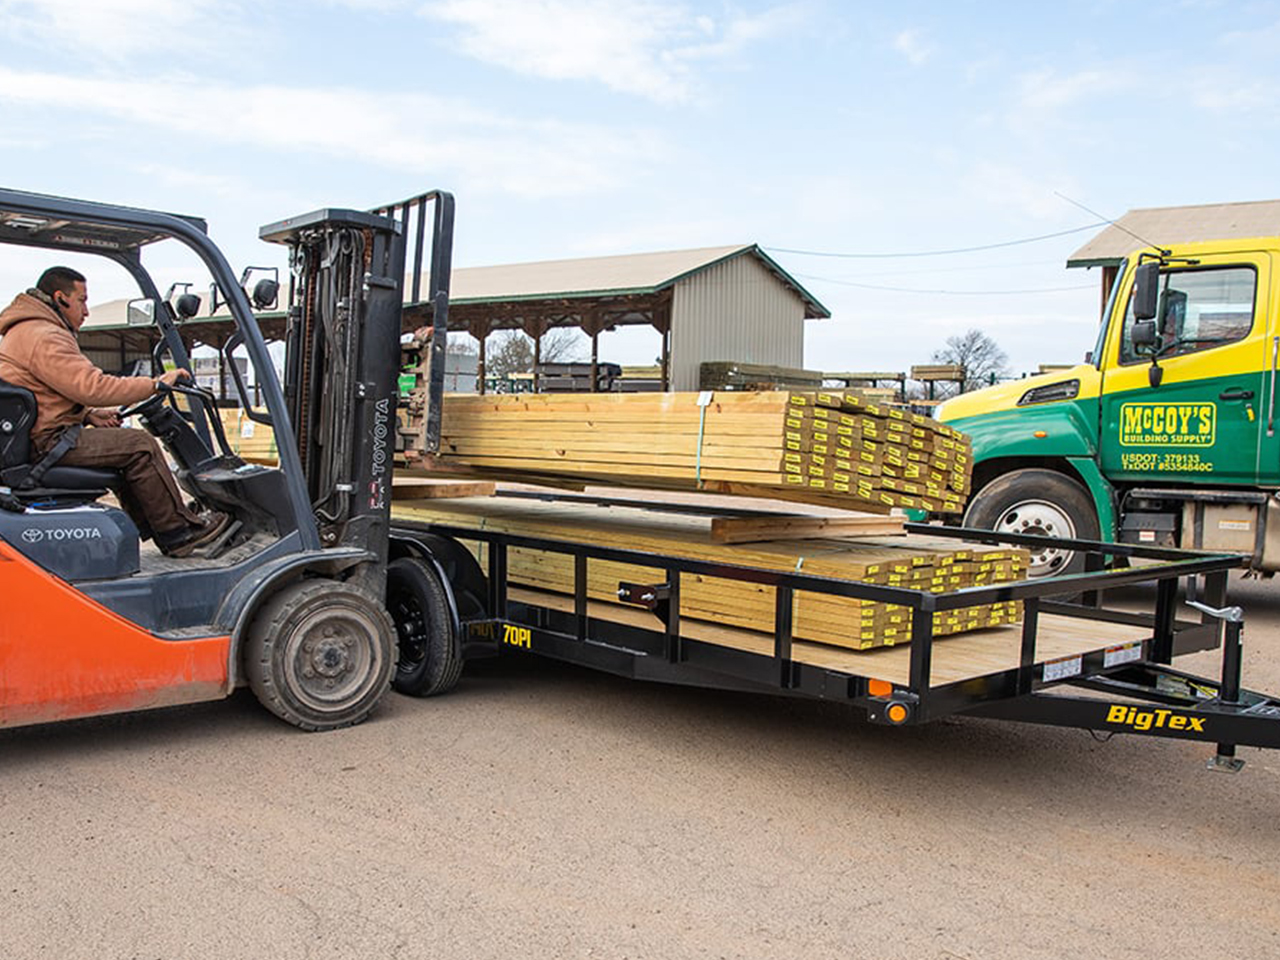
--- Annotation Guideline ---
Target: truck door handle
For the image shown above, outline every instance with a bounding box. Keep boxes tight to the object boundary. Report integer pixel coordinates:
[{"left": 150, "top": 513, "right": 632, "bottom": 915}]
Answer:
[{"left": 1219, "top": 389, "right": 1255, "bottom": 401}]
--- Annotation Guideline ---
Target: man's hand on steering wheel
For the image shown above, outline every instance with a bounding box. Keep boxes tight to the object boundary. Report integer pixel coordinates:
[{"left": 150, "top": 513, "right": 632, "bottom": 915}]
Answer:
[
  {"left": 120, "top": 368, "right": 193, "bottom": 419},
  {"left": 157, "top": 368, "right": 192, "bottom": 390}
]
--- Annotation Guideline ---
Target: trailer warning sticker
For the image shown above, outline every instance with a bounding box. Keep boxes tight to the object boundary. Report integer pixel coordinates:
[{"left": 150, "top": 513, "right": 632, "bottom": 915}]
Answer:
[
  {"left": 1119, "top": 402, "right": 1215, "bottom": 447},
  {"left": 1103, "top": 642, "right": 1142, "bottom": 669},
  {"left": 1042, "top": 655, "right": 1083, "bottom": 683}
]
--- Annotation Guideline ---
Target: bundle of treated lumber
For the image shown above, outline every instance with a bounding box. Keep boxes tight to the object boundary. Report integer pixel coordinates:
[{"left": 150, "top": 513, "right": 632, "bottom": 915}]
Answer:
[
  {"left": 430, "top": 390, "right": 971, "bottom": 514},
  {"left": 217, "top": 408, "right": 278, "bottom": 463},
  {"left": 699, "top": 361, "right": 825, "bottom": 391},
  {"left": 393, "top": 497, "right": 1026, "bottom": 652}
]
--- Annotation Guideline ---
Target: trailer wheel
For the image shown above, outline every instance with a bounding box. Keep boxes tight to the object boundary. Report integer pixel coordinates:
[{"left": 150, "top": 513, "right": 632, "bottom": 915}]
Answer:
[
  {"left": 386, "top": 557, "right": 463, "bottom": 697},
  {"left": 964, "top": 468, "right": 1099, "bottom": 578},
  {"left": 245, "top": 580, "right": 395, "bottom": 731}
]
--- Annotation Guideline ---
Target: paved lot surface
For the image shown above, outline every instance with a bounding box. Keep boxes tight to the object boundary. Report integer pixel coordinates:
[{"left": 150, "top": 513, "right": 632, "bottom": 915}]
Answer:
[{"left": 4, "top": 575, "right": 1280, "bottom": 960}]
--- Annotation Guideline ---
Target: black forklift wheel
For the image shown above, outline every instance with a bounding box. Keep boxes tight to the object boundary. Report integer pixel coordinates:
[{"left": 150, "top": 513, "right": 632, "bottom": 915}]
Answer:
[
  {"left": 387, "top": 557, "right": 463, "bottom": 697},
  {"left": 245, "top": 579, "right": 395, "bottom": 731}
]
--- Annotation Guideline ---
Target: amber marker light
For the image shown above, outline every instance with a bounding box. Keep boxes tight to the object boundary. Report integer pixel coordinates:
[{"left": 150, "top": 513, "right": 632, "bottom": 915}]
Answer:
[
  {"left": 1033, "top": 430, "right": 1048, "bottom": 438},
  {"left": 886, "top": 703, "right": 910, "bottom": 724},
  {"left": 867, "top": 678, "right": 893, "bottom": 697}
]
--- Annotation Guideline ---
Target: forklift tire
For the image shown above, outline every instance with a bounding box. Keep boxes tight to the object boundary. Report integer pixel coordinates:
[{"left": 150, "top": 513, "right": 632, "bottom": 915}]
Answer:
[
  {"left": 964, "top": 468, "right": 1100, "bottom": 579},
  {"left": 386, "top": 557, "right": 463, "bottom": 697},
  {"left": 245, "top": 579, "right": 395, "bottom": 731}
]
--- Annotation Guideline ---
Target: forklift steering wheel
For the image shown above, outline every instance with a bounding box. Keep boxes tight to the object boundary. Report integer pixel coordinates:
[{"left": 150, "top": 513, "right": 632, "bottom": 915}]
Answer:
[{"left": 119, "top": 385, "right": 170, "bottom": 420}]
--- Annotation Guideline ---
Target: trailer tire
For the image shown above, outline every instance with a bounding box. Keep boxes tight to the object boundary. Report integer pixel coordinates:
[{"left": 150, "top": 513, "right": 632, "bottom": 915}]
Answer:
[
  {"left": 964, "top": 468, "right": 1099, "bottom": 579},
  {"left": 246, "top": 579, "right": 395, "bottom": 731},
  {"left": 387, "top": 557, "right": 463, "bottom": 697}
]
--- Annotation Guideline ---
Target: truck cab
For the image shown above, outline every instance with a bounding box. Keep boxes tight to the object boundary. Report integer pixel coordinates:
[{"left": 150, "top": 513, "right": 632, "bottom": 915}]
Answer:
[{"left": 938, "top": 236, "right": 1280, "bottom": 576}]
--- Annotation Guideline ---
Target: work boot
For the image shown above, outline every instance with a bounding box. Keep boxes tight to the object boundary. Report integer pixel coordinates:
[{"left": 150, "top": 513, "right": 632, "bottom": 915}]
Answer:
[{"left": 157, "top": 511, "right": 233, "bottom": 558}]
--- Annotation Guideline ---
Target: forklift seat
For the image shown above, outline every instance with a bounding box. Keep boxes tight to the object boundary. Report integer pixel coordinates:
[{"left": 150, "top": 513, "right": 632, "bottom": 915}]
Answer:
[{"left": 0, "top": 379, "right": 120, "bottom": 500}]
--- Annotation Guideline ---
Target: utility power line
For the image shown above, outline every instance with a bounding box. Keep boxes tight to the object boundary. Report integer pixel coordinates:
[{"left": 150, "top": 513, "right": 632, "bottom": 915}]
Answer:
[
  {"left": 794, "top": 272, "right": 1096, "bottom": 296},
  {"left": 767, "top": 222, "right": 1107, "bottom": 259}
]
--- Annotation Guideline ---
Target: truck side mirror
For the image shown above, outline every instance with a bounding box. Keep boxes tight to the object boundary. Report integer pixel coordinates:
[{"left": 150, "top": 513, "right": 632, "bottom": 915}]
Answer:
[
  {"left": 1131, "top": 319, "right": 1158, "bottom": 349},
  {"left": 1133, "top": 262, "right": 1159, "bottom": 321}
]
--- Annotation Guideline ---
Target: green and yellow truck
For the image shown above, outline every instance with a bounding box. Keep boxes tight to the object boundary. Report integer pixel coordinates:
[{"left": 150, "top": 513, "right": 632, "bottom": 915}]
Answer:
[{"left": 937, "top": 235, "right": 1280, "bottom": 577}]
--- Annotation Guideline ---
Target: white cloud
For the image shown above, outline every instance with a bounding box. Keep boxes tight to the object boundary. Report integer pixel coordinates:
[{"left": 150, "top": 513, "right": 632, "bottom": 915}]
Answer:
[
  {"left": 1014, "top": 68, "right": 1132, "bottom": 114},
  {"left": 418, "top": 0, "right": 803, "bottom": 102},
  {"left": 892, "top": 29, "right": 934, "bottom": 67},
  {"left": 0, "top": 67, "right": 666, "bottom": 198},
  {"left": 0, "top": 0, "right": 243, "bottom": 59}
]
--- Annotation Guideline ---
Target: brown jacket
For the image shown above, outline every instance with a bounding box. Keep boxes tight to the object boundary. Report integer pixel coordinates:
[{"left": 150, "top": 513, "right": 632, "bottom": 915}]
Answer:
[{"left": 0, "top": 290, "right": 155, "bottom": 447}]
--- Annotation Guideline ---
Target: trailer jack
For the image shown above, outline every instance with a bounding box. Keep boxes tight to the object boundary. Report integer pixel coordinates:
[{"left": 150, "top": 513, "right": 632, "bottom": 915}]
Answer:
[{"left": 1188, "top": 598, "right": 1247, "bottom": 773}]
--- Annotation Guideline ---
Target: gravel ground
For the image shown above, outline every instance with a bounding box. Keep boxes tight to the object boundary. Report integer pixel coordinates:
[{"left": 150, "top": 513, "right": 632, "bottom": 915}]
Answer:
[{"left": 3, "top": 574, "right": 1280, "bottom": 959}]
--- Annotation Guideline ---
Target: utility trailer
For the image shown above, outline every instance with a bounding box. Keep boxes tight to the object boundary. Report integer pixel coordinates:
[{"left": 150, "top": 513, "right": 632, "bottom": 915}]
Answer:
[{"left": 389, "top": 499, "right": 1280, "bottom": 771}]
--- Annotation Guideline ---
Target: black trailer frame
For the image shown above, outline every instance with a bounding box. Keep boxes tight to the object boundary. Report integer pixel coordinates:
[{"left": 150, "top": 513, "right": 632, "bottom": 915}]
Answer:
[{"left": 393, "top": 501, "right": 1280, "bottom": 768}]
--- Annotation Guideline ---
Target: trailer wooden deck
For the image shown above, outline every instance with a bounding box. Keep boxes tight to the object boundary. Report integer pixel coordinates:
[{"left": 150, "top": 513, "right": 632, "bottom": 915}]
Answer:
[{"left": 505, "top": 585, "right": 1149, "bottom": 688}]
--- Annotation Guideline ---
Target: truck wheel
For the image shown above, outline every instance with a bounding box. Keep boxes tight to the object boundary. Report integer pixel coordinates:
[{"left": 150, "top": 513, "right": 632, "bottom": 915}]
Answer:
[
  {"left": 246, "top": 580, "right": 395, "bottom": 731},
  {"left": 386, "top": 557, "right": 463, "bottom": 697},
  {"left": 964, "top": 468, "right": 1099, "bottom": 578}
]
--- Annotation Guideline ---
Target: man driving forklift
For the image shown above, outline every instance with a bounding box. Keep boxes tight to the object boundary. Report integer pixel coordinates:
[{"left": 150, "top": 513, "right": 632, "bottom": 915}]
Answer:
[{"left": 0, "top": 266, "right": 229, "bottom": 556}]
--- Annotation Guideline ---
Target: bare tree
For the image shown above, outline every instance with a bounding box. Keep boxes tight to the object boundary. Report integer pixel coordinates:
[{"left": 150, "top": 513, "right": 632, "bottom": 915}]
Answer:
[
  {"left": 485, "top": 330, "right": 535, "bottom": 380},
  {"left": 539, "top": 327, "right": 587, "bottom": 364},
  {"left": 485, "top": 327, "right": 588, "bottom": 381},
  {"left": 931, "top": 329, "right": 1010, "bottom": 395}
]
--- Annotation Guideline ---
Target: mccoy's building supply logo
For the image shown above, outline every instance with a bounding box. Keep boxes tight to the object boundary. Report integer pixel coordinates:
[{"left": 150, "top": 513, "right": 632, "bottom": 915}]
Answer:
[{"left": 1119, "top": 402, "right": 1215, "bottom": 447}]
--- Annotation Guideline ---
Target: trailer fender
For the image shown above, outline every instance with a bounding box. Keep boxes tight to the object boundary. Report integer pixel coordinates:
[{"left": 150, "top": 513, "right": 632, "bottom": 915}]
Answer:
[
  {"left": 388, "top": 537, "right": 464, "bottom": 661},
  {"left": 390, "top": 531, "right": 489, "bottom": 620}
]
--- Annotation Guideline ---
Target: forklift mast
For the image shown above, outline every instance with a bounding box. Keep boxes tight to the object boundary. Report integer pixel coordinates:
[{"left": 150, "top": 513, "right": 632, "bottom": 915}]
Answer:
[
  {"left": 261, "top": 208, "right": 406, "bottom": 563},
  {"left": 259, "top": 191, "right": 454, "bottom": 568}
]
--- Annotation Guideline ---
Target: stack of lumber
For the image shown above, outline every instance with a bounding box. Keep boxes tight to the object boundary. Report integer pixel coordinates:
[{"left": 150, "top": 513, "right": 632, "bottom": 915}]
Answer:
[
  {"left": 700, "top": 361, "right": 825, "bottom": 391},
  {"left": 216, "top": 408, "right": 278, "bottom": 463},
  {"left": 392, "top": 497, "right": 1026, "bottom": 652},
  {"left": 430, "top": 390, "right": 971, "bottom": 515}
]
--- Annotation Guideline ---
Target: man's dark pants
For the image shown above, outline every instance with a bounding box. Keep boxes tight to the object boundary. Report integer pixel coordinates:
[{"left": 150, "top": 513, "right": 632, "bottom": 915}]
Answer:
[{"left": 41, "top": 427, "right": 200, "bottom": 538}]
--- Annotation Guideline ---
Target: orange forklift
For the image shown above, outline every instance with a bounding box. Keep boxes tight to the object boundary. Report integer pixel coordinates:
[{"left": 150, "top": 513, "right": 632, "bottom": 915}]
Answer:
[{"left": 0, "top": 187, "right": 459, "bottom": 730}]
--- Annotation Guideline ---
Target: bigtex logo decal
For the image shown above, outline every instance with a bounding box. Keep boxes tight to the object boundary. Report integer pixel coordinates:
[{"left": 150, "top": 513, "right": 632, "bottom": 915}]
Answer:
[
  {"left": 1105, "top": 704, "right": 1206, "bottom": 732},
  {"left": 1120, "top": 402, "right": 1215, "bottom": 447}
]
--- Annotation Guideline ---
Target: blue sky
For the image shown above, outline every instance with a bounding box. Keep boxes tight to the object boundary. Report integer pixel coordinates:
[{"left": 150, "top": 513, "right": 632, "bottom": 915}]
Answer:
[{"left": 2, "top": 0, "right": 1279, "bottom": 377}]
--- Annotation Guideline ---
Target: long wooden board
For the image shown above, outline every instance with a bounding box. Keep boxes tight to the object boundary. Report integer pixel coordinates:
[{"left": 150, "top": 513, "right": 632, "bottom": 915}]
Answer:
[
  {"left": 391, "top": 477, "right": 495, "bottom": 499},
  {"left": 709, "top": 514, "right": 905, "bottom": 543}
]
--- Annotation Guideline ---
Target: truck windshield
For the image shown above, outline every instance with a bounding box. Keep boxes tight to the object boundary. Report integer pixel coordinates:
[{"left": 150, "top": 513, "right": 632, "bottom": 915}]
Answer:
[{"left": 1092, "top": 260, "right": 1127, "bottom": 368}]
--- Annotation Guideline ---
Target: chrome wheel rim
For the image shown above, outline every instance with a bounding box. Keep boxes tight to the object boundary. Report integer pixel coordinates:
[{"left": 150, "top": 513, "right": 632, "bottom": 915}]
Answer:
[{"left": 993, "top": 499, "right": 1078, "bottom": 578}]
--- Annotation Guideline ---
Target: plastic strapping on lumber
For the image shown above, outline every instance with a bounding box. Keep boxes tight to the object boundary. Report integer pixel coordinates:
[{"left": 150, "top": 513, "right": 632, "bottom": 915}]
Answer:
[{"left": 694, "top": 391, "right": 714, "bottom": 487}]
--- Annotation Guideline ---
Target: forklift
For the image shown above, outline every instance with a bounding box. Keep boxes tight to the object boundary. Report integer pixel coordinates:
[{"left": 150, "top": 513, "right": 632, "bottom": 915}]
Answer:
[{"left": 0, "top": 186, "right": 459, "bottom": 730}]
